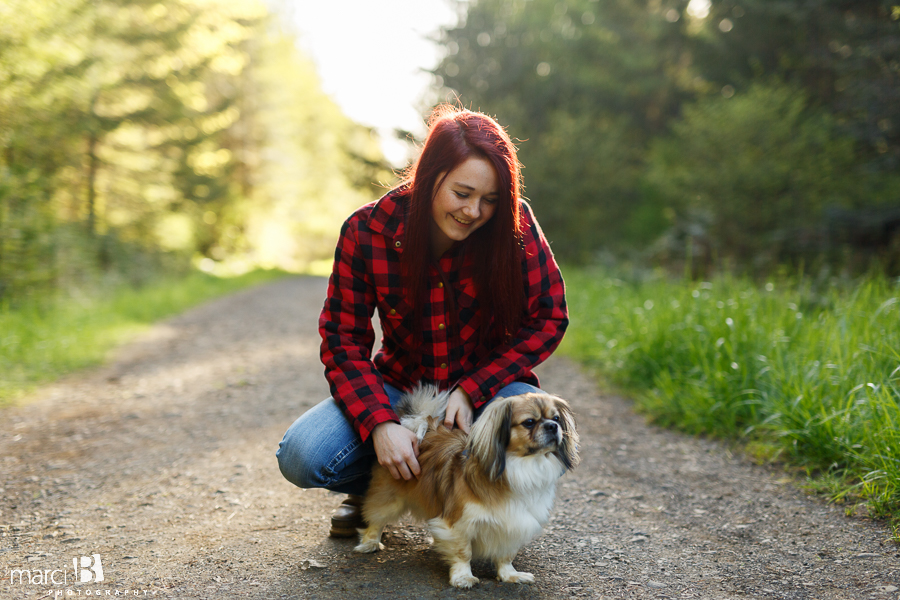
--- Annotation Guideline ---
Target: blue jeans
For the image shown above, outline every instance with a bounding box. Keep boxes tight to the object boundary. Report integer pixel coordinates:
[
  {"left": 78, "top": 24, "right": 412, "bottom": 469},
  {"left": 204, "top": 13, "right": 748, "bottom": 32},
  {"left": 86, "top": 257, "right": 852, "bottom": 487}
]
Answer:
[{"left": 276, "top": 381, "right": 541, "bottom": 496}]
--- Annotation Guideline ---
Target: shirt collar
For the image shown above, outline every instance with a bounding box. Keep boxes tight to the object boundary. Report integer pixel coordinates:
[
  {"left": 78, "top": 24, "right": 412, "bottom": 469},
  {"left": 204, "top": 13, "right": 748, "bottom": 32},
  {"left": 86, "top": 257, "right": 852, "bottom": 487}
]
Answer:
[{"left": 366, "top": 186, "right": 408, "bottom": 247}]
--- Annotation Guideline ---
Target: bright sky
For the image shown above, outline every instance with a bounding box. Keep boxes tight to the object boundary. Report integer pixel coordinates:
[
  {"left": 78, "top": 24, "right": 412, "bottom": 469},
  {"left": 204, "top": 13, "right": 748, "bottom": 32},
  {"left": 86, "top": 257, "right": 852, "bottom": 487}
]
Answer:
[{"left": 286, "top": 0, "right": 460, "bottom": 166}]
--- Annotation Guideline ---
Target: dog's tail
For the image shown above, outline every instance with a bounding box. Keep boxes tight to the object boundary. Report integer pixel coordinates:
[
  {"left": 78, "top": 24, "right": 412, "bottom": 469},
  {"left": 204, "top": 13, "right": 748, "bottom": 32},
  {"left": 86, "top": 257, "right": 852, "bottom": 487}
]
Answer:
[{"left": 397, "top": 383, "right": 449, "bottom": 443}]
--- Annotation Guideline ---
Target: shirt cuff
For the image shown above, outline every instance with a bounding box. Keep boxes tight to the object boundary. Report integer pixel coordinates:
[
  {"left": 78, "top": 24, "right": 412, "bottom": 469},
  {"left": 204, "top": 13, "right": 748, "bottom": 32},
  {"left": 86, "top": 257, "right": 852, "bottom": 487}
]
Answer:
[
  {"left": 356, "top": 406, "right": 400, "bottom": 443},
  {"left": 457, "top": 378, "right": 491, "bottom": 409}
]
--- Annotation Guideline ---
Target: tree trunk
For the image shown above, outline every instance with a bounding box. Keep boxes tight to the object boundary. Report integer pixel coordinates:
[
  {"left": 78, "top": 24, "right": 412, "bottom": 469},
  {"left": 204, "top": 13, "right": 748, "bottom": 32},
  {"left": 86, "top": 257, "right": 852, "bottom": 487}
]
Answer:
[{"left": 86, "top": 129, "right": 98, "bottom": 236}]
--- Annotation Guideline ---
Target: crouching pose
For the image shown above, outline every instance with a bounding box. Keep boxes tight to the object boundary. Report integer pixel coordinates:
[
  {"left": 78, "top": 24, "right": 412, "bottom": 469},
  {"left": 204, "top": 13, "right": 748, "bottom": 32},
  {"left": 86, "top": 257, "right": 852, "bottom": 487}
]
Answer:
[{"left": 276, "top": 106, "right": 570, "bottom": 582}]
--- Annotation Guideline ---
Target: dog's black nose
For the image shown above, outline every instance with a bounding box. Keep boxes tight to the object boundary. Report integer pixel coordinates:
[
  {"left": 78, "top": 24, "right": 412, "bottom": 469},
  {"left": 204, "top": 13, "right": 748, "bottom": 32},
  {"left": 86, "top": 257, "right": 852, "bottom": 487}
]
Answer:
[{"left": 543, "top": 421, "right": 558, "bottom": 434}]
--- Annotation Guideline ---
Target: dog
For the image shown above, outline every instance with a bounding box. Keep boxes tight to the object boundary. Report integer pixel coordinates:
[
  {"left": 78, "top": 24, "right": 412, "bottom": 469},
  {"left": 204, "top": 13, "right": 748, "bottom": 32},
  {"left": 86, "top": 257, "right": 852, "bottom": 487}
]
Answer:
[{"left": 354, "top": 384, "right": 579, "bottom": 588}]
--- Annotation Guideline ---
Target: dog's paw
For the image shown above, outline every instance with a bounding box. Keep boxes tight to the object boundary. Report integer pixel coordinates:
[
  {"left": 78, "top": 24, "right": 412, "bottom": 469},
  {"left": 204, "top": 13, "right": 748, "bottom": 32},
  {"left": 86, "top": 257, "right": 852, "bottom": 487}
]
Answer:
[
  {"left": 449, "top": 562, "right": 479, "bottom": 588},
  {"left": 353, "top": 540, "right": 384, "bottom": 553},
  {"left": 497, "top": 563, "right": 534, "bottom": 584},
  {"left": 449, "top": 573, "right": 480, "bottom": 588},
  {"left": 499, "top": 570, "right": 534, "bottom": 584}
]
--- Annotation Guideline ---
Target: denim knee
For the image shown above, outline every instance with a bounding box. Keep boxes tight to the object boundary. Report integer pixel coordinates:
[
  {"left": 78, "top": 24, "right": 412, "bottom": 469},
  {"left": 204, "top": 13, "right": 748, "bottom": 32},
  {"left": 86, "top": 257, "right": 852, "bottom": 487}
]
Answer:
[
  {"left": 471, "top": 381, "right": 541, "bottom": 419},
  {"left": 494, "top": 381, "right": 542, "bottom": 399},
  {"left": 276, "top": 395, "right": 378, "bottom": 494},
  {"left": 277, "top": 418, "right": 359, "bottom": 489},
  {"left": 276, "top": 425, "right": 326, "bottom": 489}
]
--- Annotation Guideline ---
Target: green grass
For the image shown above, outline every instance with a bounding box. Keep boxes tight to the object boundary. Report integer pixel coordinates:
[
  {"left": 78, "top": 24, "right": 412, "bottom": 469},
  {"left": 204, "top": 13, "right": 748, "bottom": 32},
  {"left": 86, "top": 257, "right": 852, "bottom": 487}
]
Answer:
[
  {"left": 561, "top": 268, "right": 900, "bottom": 535},
  {"left": 0, "top": 269, "right": 287, "bottom": 406}
]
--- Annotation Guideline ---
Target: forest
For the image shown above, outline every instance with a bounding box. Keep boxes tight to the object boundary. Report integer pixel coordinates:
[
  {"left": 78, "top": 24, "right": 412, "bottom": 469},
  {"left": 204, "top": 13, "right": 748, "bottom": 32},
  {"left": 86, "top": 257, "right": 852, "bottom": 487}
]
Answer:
[
  {"left": 434, "top": 0, "right": 900, "bottom": 273},
  {"left": 0, "top": 0, "right": 391, "bottom": 304},
  {"left": 3, "top": 0, "right": 899, "bottom": 307}
]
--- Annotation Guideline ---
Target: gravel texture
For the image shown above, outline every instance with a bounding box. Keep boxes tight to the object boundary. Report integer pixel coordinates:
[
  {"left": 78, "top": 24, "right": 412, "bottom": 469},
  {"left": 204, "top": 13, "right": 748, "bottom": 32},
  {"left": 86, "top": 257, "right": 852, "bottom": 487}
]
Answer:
[{"left": 1, "top": 276, "right": 898, "bottom": 599}]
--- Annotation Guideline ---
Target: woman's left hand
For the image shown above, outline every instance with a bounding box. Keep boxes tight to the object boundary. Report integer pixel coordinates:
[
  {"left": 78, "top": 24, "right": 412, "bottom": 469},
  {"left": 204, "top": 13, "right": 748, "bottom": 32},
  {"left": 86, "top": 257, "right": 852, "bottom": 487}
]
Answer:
[{"left": 444, "top": 387, "right": 474, "bottom": 433}]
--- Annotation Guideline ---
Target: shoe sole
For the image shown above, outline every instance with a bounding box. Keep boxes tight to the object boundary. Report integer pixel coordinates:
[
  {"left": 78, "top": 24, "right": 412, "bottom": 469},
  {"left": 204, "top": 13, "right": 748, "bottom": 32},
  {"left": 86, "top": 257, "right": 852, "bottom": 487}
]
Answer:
[{"left": 329, "top": 527, "right": 359, "bottom": 538}]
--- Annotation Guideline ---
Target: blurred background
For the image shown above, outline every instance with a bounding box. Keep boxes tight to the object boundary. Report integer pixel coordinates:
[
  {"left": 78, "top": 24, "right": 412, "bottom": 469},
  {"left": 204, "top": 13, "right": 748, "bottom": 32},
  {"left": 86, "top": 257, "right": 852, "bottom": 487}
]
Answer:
[
  {"left": 2, "top": 0, "right": 899, "bottom": 306},
  {"left": 5, "top": 0, "right": 898, "bottom": 523}
]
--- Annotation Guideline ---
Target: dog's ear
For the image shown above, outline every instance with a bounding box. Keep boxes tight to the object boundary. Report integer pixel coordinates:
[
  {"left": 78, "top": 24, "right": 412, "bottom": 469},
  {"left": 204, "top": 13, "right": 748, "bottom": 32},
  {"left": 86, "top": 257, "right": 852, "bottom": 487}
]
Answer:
[
  {"left": 467, "top": 397, "right": 512, "bottom": 481},
  {"left": 553, "top": 397, "right": 580, "bottom": 470}
]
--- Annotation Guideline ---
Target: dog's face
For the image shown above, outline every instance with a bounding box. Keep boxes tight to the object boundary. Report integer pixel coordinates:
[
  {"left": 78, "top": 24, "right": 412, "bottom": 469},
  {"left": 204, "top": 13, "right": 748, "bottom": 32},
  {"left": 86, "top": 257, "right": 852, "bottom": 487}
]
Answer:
[
  {"left": 507, "top": 394, "right": 570, "bottom": 458},
  {"left": 468, "top": 392, "right": 579, "bottom": 481}
]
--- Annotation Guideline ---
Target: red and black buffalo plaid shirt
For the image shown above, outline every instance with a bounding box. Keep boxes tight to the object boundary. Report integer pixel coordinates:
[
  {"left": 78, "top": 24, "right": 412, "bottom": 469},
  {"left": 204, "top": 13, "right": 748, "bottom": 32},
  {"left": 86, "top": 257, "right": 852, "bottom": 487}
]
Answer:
[{"left": 319, "top": 187, "right": 568, "bottom": 442}]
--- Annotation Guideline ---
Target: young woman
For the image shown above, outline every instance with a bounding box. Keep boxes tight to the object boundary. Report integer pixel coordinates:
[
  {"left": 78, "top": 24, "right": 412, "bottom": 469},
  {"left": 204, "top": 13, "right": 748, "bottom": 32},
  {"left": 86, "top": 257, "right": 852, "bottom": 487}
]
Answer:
[{"left": 276, "top": 106, "right": 568, "bottom": 537}]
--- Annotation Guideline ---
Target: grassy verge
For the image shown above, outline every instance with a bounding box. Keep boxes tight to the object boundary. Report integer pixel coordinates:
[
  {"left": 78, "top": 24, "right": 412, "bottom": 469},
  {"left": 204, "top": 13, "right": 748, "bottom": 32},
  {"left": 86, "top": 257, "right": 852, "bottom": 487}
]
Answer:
[
  {"left": 0, "top": 269, "right": 287, "bottom": 406},
  {"left": 561, "top": 268, "right": 900, "bottom": 537}
]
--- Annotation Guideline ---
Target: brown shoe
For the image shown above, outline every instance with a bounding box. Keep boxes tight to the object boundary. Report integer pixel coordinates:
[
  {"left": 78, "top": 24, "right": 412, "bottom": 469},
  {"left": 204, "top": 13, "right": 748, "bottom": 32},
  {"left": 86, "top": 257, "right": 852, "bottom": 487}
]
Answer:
[{"left": 329, "top": 494, "right": 365, "bottom": 538}]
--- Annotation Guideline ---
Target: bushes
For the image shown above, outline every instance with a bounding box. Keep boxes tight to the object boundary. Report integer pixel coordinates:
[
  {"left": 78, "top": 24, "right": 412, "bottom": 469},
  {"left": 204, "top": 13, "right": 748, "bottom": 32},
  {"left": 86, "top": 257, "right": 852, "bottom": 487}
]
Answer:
[
  {"left": 644, "top": 82, "right": 873, "bottom": 269},
  {"left": 523, "top": 112, "right": 644, "bottom": 260}
]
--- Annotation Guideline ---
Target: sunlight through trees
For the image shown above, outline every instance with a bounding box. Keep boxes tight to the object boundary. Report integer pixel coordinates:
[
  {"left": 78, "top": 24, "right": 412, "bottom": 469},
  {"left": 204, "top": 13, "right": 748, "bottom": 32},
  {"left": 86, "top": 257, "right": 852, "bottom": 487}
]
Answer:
[{"left": 0, "top": 0, "right": 391, "bottom": 302}]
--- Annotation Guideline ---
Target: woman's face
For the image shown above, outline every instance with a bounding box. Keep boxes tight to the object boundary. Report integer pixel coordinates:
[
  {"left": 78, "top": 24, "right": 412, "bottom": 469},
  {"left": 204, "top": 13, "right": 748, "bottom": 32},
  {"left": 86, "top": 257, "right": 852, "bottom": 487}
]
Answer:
[{"left": 430, "top": 156, "right": 500, "bottom": 258}]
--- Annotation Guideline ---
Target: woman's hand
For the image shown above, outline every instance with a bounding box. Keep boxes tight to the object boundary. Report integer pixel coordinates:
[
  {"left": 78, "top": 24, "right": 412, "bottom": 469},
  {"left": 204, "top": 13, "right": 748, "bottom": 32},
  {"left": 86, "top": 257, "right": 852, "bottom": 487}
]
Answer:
[
  {"left": 444, "top": 387, "right": 474, "bottom": 433},
  {"left": 371, "top": 422, "right": 420, "bottom": 481}
]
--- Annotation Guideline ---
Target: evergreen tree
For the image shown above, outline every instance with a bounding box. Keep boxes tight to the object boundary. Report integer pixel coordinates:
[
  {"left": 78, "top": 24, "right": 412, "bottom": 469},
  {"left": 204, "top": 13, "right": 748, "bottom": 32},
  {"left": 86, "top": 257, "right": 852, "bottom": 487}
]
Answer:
[
  {"left": 0, "top": 0, "right": 389, "bottom": 300},
  {"left": 434, "top": 0, "right": 695, "bottom": 259}
]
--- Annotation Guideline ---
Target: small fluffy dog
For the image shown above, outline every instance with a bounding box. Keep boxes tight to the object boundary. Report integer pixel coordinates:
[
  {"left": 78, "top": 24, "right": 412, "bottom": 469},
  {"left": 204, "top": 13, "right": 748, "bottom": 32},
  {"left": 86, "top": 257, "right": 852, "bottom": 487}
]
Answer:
[{"left": 354, "top": 385, "right": 579, "bottom": 588}]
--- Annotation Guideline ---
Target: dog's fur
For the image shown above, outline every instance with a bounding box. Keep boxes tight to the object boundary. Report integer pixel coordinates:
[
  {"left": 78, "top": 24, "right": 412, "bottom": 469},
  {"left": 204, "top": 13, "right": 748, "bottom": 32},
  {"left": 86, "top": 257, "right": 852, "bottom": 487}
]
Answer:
[{"left": 354, "top": 384, "right": 579, "bottom": 588}]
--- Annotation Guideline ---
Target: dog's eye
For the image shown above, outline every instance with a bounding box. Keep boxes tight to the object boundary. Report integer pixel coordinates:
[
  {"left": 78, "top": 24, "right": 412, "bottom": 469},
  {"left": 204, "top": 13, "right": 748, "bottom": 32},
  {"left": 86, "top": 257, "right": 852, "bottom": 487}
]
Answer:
[
  {"left": 522, "top": 419, "right": 536, "bottom": 429},
  {"left": 552, "top": 415, "right": 560, "bottom": 422}
]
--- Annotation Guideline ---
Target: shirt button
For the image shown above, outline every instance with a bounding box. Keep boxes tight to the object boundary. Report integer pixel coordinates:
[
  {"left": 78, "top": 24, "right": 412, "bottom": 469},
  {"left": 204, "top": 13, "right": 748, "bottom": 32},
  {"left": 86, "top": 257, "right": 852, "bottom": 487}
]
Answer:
[
  {"left": 438, "top": 323, "right": 445, "bottom": 330},
  {"left": 480, "top": 396, "right": 487, "bottom": 402},
  {"left": 389, "top": 309, "right": 397, "bottom": 315},
  {"left": 440, "top": 363, "right": 447, "bottom": 369},
  {"left": 395, "top": 240, "right": 401, "bottom": 248},
  {"left": 437, "top": 282, "right": 443, "bottom": 288}
]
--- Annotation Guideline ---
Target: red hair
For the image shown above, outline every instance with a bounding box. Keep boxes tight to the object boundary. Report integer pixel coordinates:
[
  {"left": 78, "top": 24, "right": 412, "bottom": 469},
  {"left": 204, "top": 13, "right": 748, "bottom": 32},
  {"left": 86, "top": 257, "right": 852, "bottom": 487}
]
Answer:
[{"left": 401, "top": 105, "right": 525, "bottom": 345}]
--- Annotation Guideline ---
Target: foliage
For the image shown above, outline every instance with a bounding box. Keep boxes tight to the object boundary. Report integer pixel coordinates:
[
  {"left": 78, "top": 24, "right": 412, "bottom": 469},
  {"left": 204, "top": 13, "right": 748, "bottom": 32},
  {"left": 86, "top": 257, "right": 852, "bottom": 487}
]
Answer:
[
  {"left": 434, "top": 0, "right": 694, "bottom": 259},
  {"left": 231, "top": 30, "right": 393, "bottom": 273},
  {"left": 693, "top": 0, "right": 900, "bottom": 171},
  {"left": 0, "top": 0, "right": 389, "bottom": 304},
  {"left": 645, "top": 82, "right": 868, "bottom": 269},
  {"left": 432, "top": 0, "right": 900, "bottom": 270},
  {"left": 0, "top": 269, "right": 286, "bottom": 406},
  {"left": 562, "top": 267, "right": 900, "bottom": 530}
]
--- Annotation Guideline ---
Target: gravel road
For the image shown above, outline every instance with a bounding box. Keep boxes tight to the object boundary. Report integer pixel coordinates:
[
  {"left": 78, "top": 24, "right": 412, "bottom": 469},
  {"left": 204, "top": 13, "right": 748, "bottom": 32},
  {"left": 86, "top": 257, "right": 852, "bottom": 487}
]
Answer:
[{"left": 1, "top": 276, "right": 898, "bottom": 599}]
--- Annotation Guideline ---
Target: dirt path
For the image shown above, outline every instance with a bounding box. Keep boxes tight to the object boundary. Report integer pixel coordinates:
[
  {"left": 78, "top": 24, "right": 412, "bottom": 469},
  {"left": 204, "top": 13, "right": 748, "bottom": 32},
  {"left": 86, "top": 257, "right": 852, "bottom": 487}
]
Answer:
[{"left": 1, "top": 276, "right": 897, "bottom": 600}]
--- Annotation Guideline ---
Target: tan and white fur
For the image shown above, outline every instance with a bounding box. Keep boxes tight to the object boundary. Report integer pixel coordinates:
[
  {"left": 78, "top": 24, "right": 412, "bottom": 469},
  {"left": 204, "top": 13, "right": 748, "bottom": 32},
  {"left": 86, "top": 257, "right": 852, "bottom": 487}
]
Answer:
[{"left": 354, "top": 384, "right": 579, "bottom": 588}]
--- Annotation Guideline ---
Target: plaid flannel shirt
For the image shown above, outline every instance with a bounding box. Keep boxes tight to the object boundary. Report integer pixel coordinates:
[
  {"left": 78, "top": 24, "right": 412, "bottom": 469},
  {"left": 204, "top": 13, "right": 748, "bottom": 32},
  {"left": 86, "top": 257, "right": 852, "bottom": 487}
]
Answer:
[{"left": 319, "top": 187, "right": 568, "bottom": 442}]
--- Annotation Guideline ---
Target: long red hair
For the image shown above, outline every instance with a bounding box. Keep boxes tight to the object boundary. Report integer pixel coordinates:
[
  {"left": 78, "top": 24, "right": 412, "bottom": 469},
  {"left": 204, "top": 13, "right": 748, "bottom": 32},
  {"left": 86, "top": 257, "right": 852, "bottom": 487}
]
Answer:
[{"left": 401, "top": 106, "right": 525, "bottom": 345}]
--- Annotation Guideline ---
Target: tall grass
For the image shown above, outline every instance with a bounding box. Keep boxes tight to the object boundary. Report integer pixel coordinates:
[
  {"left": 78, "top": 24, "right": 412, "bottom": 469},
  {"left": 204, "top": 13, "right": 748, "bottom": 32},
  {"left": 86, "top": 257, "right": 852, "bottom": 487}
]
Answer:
[
  {"left": 0, "top": 269, "right": 286, "bottom": 406},
  {"left": 562, "top": 268, "right": 900, "bottom": 533}
]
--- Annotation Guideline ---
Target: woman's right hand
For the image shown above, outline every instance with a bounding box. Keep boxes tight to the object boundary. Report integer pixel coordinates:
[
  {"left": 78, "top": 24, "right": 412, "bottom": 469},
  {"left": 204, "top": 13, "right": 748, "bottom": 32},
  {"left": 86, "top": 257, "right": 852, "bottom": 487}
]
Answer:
[{"left": 371, "top": 422, "right": 421, "bottom": 481}]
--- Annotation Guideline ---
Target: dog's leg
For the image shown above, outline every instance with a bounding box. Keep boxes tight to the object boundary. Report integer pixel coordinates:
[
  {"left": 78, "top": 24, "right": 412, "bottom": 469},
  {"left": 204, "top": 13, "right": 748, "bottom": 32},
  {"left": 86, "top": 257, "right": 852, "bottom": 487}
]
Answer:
[
  {"left": 353, "top": 523, "right": 385, "bottom": 553},
  {"left": 496, "top": 559, "right": 534, "bottom": 584},
  {"left": 354, "top": 501, "right": 404, "bottom": 553},
  {"left": 428, "top": 517, "right": 479, "bottom": 588},
  {"left": 353, "top": 480, "right": 406, "bottom": 553}
]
